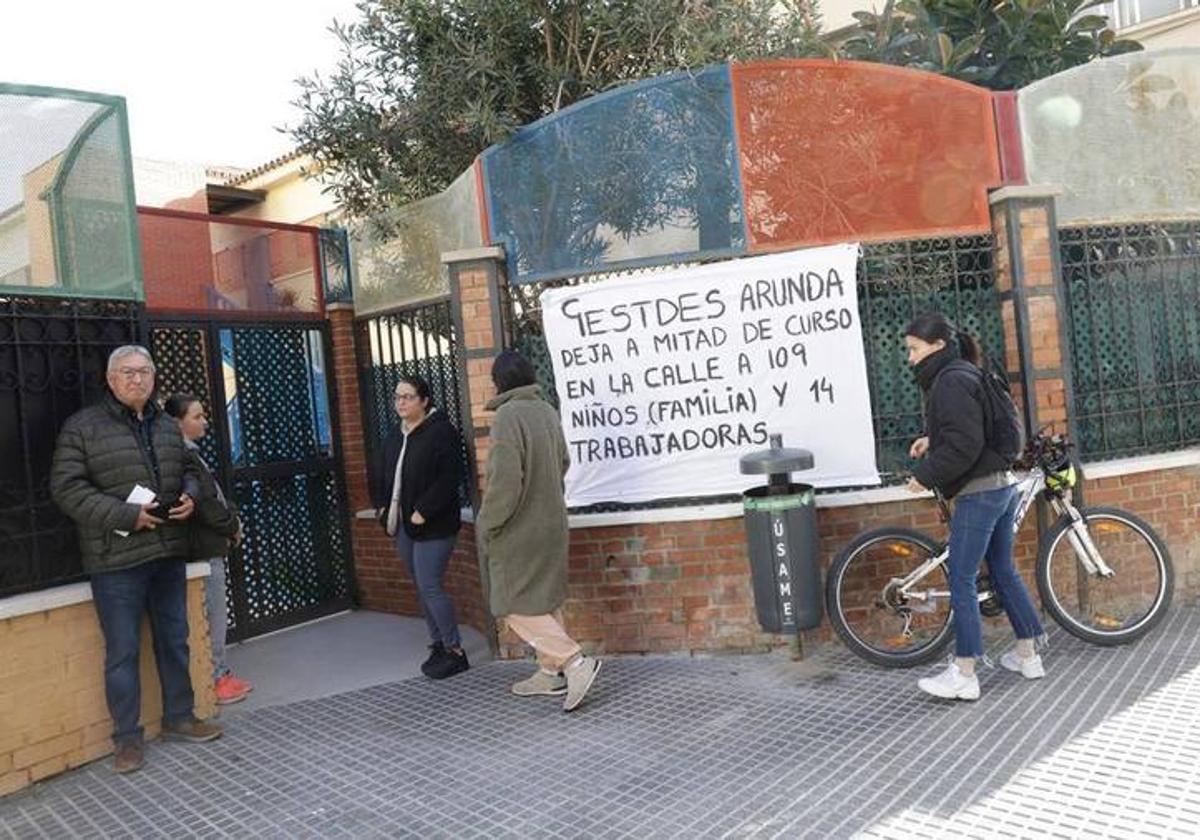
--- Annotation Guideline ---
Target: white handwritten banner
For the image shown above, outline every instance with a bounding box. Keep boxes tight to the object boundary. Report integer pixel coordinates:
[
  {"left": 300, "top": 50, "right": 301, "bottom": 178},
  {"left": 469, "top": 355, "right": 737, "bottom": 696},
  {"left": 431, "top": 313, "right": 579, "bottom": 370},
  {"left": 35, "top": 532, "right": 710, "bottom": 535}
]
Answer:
[{"left": 540, "top": 243, "right": 880, "bottom": 506}]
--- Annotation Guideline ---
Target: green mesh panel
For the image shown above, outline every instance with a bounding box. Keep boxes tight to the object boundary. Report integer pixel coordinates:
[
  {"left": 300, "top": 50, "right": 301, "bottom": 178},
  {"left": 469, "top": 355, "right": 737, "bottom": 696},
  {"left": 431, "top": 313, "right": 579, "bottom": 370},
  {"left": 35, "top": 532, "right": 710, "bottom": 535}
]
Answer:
[
  {"left": 1061, "top": 222, "right": 1200, "bottom": 460},
  {"left": 0, "top": 85, "right": 140, "bottom": 299}
]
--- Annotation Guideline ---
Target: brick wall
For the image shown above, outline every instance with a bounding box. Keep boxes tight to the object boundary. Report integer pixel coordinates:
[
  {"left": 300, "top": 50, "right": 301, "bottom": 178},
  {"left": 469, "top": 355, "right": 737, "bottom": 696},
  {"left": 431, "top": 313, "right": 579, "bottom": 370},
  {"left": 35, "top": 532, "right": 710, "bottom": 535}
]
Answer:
[
  {"left": 0, "top": 576, "right": 216, "bottom": 797},
  {"left": 489, "top": 461, "right": 1199, "bottom": 660},
  {"left": 344, "top": 199, "right": 1200, "bottom": 667},
  {"left": 328, "top": 298, "right": 491, "bottom": 638},
  {"left": 1082, "top": 466, "right": 1200, "bottom": 597},
  {"left": 349, "top": 518, "right": 488, "bottom": 638}
]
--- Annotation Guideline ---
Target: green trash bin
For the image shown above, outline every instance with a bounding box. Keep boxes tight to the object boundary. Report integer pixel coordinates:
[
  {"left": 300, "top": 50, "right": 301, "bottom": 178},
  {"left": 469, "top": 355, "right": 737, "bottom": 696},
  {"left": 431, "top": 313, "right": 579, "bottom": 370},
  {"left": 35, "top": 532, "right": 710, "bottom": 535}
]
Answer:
[{"left": 740, "top": 435, "right": 821, "bottom": 633}]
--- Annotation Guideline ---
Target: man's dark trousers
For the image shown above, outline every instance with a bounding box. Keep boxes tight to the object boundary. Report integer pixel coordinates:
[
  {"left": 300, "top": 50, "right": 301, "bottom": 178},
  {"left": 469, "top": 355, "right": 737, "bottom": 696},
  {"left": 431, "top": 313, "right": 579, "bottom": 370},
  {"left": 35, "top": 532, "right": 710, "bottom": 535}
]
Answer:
[{"left": 90, "top": 558, "right": 194, "bottom": 746}]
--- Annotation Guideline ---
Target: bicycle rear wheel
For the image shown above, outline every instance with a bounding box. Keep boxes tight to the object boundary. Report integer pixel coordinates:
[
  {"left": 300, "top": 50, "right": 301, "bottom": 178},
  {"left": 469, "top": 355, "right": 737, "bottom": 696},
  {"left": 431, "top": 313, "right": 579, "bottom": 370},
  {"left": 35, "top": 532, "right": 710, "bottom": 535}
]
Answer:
[
  {"left": 825, "top": 527, "right": 954, "bottom": 668},
  {"left": 1038, "top": 506, "right": 1174, "bottom": 646}
]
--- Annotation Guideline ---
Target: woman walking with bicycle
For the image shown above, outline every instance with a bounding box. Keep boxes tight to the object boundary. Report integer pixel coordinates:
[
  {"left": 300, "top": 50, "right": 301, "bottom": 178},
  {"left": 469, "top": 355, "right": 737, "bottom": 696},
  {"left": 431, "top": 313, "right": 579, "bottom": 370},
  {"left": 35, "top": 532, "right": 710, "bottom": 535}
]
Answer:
[{"left": 904, "top": 312, "right": 1045, "bottom": 701}]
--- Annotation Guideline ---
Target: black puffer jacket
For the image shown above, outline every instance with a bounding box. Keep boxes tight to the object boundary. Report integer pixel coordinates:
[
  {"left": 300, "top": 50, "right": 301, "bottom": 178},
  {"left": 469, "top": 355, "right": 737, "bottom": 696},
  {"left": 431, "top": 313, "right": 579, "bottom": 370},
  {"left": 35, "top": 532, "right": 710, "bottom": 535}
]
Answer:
[
  {"left": 183, "top": 441, "right": 240, "bottom": 559},
  {"left": 371, "top": 409, "right": 463, "bottom": 541},
  {"left": 910, "top": 347, "right": 1009, "bottom": 499},
  {"left": 50, "top": 393, "right": 197, "bottom": 574}
]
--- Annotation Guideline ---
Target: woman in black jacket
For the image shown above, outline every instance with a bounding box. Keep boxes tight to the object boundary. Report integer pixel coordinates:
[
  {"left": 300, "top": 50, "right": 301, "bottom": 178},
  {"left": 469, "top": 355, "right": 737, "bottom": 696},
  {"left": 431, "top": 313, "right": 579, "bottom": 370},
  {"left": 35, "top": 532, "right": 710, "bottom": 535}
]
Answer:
[
  {"left": 372, "top": 375, "right": 467, "bottom": 679},
  {"left": 904, "top": 312, "right": 1046, "bottom": 702},
  {"left": 163, "top": 393, "right": 253, "bottom": 705}
]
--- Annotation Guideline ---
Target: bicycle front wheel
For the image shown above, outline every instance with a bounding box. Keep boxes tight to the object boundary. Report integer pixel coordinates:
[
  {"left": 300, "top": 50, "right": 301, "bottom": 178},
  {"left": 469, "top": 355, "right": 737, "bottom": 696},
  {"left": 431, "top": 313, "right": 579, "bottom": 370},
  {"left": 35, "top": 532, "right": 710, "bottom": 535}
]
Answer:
[
  {"left": 1038, "top": 506, "right": 1174, "bottom": 646},
  {"left": 825, "top": 527, "right": 954, "bottom": 668}
]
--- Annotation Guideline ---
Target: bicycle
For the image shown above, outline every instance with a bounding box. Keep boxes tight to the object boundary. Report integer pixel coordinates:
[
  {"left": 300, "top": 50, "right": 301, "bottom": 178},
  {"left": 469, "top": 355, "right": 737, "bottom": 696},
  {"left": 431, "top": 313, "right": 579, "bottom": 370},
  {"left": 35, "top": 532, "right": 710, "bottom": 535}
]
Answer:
[{"left": 826, "top": 431, "right": 1175, "bottom": 668}]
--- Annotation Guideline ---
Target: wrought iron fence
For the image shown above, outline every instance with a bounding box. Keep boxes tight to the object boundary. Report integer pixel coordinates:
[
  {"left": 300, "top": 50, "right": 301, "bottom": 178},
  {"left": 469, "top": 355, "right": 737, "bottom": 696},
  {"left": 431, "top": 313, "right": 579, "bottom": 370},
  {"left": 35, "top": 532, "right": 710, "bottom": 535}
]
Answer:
[
  {"left": 0, "top": 295, "right": 141, "bottom": 596},
  {"left": 1060, "top": 221, "right": 1200, "bottom": 460},
  {"left": 356, "top": 298, "right": 469, "bottom": 505},
  {"left": 501, "top": 235, "right": 1004, "bottom": 511}
]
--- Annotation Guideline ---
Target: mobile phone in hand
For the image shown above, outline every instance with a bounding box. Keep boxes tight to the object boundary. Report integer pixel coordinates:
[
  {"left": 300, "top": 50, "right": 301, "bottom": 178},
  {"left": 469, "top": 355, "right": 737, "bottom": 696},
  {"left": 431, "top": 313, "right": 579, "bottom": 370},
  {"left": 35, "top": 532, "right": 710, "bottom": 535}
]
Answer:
[{"left": 147, "top": 497, "right": 178, "bottom": 520}]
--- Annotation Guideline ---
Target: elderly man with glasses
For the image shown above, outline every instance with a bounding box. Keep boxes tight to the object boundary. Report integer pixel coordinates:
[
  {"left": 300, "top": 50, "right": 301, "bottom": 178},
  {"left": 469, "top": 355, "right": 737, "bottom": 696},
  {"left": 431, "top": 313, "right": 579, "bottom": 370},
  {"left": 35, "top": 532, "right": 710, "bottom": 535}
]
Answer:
[{"left": 51, "top": 345, "right": 221, "bottom": 774}]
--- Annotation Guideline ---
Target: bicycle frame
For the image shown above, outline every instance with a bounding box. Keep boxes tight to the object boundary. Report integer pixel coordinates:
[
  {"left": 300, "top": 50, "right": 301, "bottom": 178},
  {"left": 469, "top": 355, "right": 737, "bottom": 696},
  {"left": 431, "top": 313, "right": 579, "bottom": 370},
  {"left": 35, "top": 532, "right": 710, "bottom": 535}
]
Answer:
[{"left": 891, "top": 467, "right": 1113, "bottom": 613}]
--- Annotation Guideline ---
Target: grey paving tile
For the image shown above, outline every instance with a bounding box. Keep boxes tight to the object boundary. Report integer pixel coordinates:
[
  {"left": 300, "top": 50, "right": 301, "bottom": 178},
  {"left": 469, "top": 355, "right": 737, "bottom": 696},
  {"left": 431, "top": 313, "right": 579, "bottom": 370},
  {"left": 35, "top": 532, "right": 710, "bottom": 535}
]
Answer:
[{"left": 4, "top": 608, "right": 1200, "bottom": 838}]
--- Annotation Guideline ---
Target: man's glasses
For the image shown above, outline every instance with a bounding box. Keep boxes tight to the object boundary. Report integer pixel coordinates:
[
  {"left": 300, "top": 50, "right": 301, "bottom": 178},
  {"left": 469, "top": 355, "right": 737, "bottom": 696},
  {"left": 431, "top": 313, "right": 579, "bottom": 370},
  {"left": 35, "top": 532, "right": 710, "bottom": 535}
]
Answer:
[
  {"left": 394, "top": 393, "right": 420, "bottom": 402},
  {"left": 116, "top": 367, "right": 154, "bottom": 381}
]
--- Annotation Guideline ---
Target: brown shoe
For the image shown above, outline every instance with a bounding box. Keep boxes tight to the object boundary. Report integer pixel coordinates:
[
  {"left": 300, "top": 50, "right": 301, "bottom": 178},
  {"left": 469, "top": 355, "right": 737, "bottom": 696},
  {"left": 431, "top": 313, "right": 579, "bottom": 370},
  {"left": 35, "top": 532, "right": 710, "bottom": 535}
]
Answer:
[
  {"left": 113, "top": 742, "right": 144, "bottom": 774},
  {"left": 161, "top": 717, "right": 222, "bottom": 743}
]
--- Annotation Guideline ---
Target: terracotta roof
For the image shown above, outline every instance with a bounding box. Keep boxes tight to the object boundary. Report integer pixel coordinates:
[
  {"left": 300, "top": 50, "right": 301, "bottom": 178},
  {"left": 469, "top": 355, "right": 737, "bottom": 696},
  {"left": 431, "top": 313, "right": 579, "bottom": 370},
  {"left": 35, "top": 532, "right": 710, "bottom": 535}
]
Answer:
[{"left": 223, "top": 149, "right": 306, "bottom": 186}]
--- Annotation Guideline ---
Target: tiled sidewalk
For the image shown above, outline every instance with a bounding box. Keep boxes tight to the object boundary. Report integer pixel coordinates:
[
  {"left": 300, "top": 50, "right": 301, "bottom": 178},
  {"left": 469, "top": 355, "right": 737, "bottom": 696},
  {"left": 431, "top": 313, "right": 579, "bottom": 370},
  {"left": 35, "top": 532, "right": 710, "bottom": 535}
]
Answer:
[{"left": 3, "top": 607, "right": 1199, "bottom": 839}]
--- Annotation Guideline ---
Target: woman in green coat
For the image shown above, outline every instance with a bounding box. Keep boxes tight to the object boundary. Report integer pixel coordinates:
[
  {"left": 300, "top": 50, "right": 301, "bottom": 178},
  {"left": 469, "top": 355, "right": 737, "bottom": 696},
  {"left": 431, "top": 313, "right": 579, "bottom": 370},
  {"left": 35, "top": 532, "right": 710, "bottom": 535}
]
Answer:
[{"left": 477, "top": 350, "right": 601, "bottom": 712}]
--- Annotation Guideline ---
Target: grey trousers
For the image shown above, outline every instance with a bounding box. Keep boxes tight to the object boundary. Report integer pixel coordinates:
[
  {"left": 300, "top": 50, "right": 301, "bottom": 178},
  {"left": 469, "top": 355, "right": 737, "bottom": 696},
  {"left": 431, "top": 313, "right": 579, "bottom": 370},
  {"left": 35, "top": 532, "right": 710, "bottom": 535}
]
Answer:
[{"left": 394, "top": 531, "right": 461, "bottom": 648}]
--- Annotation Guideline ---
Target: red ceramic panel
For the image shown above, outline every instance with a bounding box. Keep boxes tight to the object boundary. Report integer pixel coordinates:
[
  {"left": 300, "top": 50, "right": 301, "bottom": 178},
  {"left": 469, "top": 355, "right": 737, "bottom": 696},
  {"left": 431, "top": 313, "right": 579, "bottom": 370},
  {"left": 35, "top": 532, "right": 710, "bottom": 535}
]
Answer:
[
  {"left": 140, "top": 208, "right": 323, "bottom": 314},
  {"left": 731, "top": 60, "right": 1002, "bottom": 250},
  {"left": 139, "top": 212, "right": 217, "bottom": 311}
]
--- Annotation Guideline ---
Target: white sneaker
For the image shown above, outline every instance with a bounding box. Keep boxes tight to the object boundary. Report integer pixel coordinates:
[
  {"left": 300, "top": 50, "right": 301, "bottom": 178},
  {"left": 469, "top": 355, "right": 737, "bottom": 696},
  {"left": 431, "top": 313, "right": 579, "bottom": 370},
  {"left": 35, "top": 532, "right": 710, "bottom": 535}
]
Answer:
[
  {"left": 1000, "top": 650, "right": 1045, "bottom": 680},
  {"left": 918, "top": 662, "right": 980, "bottom": 701}
]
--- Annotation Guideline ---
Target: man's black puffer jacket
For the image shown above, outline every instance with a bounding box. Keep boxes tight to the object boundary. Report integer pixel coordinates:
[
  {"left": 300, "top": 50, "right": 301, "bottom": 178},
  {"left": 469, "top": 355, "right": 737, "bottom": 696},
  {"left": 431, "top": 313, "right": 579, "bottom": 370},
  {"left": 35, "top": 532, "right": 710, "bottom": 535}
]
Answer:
[
  {"left": 51, "top": 392, "right": 196, "bottom": 573},
  {"left": 910, "top": 347, "right": 1009, "bottom": 499}
]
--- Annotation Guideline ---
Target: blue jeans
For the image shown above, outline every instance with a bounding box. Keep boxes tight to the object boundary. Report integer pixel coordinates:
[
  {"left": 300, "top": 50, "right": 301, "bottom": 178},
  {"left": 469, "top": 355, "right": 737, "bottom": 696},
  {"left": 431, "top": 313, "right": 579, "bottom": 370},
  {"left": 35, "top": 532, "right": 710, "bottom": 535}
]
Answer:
[
  {"left": 948, "top": 484, "right": 1045, "bottom": 658},
  {"left": 205, "top": 557, "right": 229, "bottom": 681},
  {"left": 394, "top": 531, "right": 461, "bottom": 648},
  {"left": 90, "top": 559, "right": 195, "bottom": 746}
]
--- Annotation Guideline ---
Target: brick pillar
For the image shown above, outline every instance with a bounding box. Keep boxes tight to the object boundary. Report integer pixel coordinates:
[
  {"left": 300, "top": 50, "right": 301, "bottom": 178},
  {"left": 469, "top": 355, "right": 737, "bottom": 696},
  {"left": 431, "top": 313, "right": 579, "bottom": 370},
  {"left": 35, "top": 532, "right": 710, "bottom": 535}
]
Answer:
[
  {"left": 444, "top": 245, "right": 508, "bottom": 653},
  {"left": 990, "top": 185, "right": 1083, "bottom": 526},
  {"left": 988, "top": 185, "right": 1077, "bottom": 441},
  {"left": 444, "top": 246, "right": 508, "bottom": 506},
  {"left": 327, "top": 302, "right": 370, "bottom": 605}
]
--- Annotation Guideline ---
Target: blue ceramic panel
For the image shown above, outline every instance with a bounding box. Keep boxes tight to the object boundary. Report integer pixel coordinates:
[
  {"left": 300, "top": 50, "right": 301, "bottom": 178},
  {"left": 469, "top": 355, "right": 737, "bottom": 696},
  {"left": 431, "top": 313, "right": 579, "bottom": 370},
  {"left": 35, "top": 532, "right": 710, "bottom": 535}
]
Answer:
[{"left": 482, "top": 65, "right": 745, "bottom": 283}]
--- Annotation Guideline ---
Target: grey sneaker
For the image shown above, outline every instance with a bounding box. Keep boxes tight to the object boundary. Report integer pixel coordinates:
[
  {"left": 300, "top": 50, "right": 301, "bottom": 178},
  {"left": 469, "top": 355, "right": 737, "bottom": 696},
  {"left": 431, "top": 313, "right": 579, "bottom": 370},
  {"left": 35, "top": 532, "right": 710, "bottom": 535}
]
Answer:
[
  {"left": 1000, "top": 650, "right": 1045, "bottom": 680},
  {"left": 511, "top": 669, "right": 567, "bottom": 696},
  {"left": 563, "top": 656, "right": 601, "bottom": 712}
]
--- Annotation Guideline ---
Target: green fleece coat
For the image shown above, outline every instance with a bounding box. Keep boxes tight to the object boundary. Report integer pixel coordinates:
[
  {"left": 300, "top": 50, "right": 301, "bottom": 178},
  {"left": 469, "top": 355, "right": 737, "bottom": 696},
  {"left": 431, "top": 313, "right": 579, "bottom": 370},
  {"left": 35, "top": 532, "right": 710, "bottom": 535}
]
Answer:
[{"left": 476, "top": 384, "right": 570, "bottom": 618}]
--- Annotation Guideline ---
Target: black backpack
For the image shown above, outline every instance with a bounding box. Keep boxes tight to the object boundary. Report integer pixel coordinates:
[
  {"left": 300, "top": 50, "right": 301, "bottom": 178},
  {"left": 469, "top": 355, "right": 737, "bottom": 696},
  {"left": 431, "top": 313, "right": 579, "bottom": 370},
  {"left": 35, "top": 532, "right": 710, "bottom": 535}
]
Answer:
[{"left": 941, "top": 359, "right": 1025, "bottom": 465}]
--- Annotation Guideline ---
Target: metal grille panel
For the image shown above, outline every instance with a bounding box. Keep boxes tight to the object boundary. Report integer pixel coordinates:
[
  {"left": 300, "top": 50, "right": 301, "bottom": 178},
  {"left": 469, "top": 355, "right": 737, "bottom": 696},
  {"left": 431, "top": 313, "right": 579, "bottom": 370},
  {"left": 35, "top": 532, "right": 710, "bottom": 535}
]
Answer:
[
  {"left": 1060, "top": 221, "right": 1200, "bottom": 459},
  {"left": 230, "top": 327, "right": 331, "bottom": 467},
  {"left": 858, "top": 236, "right": 1004, "bottom": 479},
  {"left": 356, "top": 299, "right": 468, "bottom": 503},
  {"left": 0, "top": 296, "right": 140, "bottom": 596},
  {"left": 148, "top": 319, "right": 353, "bottom": 640},
  {"left": 233, "top": 470, "right": 351, "bottom": 628},
  {"left": 147, "top": 326, "right": 220, "bottom": 467}
]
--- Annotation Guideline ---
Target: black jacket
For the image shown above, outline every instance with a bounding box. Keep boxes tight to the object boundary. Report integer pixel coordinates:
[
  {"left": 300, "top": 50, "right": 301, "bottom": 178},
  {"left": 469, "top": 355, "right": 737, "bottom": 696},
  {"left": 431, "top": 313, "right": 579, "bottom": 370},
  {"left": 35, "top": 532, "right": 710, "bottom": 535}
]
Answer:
[
  {"left": 50, "top": 392, "right": 198, "bottom": 574},
  {"left": 183, "top": 442, "right": 240, "bottom": 559},
  {"left": 371, "top": 409, "right": 463, "bottom": 541},
  {"left": 910, "top": 348, "right": 1009, "bottom": 499}
]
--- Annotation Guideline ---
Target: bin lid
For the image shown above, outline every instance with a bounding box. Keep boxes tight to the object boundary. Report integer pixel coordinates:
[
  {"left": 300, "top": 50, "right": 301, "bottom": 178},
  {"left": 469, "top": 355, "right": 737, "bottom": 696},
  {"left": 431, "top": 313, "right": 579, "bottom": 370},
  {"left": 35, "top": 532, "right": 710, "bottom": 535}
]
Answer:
[{"left": 739, "top": 433, "right": 814, "bottom": 475}]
